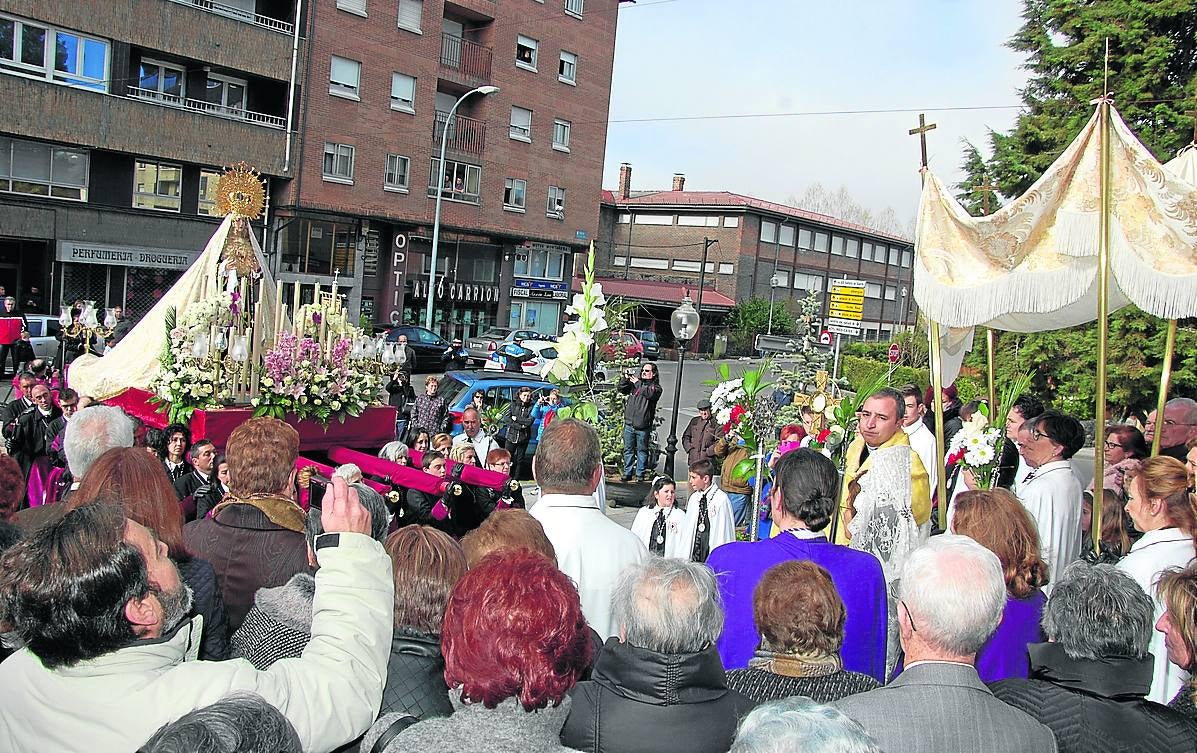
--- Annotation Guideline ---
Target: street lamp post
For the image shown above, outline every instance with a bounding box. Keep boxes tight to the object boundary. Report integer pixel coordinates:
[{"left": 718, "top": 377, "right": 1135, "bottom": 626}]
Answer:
[
  {"left": 425, "top": 84, "right": 499, "bottom": 330},
  {"left": 664, "top": 295, "right": 701, "bottom": 479},
  {"left": 766, "top": 274, "right": 783, "bottom": 335}
]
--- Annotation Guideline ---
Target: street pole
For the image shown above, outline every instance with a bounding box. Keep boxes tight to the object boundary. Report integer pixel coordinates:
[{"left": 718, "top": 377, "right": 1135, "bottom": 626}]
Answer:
[
  {"left": 664, "top": 342, "right": 687, "bottom": 479},
  {"left": 425, "top": 85, "right": 498, "bottom": 330}
]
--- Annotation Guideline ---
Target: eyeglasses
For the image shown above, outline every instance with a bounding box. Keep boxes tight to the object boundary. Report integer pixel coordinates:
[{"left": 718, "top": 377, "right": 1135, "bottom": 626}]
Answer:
[
  {"left": 1163, "top": 420, "right": 1197, "bottom": 427},
  {"left": 901, "top": 601, "right": 918, "bottom": 633},
  {"left": 1103, "top": 440, "right": 1123, "bottom": 450},
  {"left": 1031, "top": 429, "right": 1049, "bottom": 442}
]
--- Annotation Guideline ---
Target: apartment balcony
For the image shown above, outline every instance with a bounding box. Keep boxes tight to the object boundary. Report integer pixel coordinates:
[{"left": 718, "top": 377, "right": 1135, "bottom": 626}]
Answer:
[
  {"left": 433, "top": 111, "right": 487, "bottom": 156},
  {"left": 0, "top": 75, "right": 288, "bottom": 175},
  {"left": 127, "top": 86, "right": 286, "bottom": 129},
  {"left": 165, "top": 0, "right": 294, "bottom": 34},
  {"left": 439, "top": 34, "right": 492, "bottom": 87}
]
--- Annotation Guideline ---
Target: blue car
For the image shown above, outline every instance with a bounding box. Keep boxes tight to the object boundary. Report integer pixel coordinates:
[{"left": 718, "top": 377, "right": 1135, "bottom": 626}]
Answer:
[{"left": 436, "top": 371, "right": 568, "bottom": 460}]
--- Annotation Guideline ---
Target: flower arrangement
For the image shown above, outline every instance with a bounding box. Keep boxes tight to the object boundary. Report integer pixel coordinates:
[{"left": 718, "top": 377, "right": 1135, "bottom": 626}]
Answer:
[
  {"left": 151, "top": 297, "right": 236, "bottom": 423},
  {"left": 252, "top": 331, "right": 381, "bottom": 424},
  {"left": 543, "top": 243, "right": 607, "bottom": 393},
  {"left": 945, "top": 412, "right": 1004, "bottom": 487},
  {"left": 705, "top": 361, "right": 776, "bottom": 484}
]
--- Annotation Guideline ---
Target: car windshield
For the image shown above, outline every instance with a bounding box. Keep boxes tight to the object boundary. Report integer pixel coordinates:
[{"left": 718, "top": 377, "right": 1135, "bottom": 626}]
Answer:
[
  {"left": 639, "top": 331, "right": 658, "bottom": 343},
  {"left": 540, "top": 347, "right": 558, "bottom": 359},
  {"left": 436, "top": 374, "right": 470, "bottom": 402},
  {"left": 481, "top": 328, "right": 511, "bottom": 338}
]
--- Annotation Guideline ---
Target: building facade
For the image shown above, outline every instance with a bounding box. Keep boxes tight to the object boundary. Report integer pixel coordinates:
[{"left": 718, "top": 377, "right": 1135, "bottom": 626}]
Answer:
[
  {"left": 0, "top": 0, "right": 301, "bottom": 319},
  {"left": 597, "top": 165, "right": 917, "bottom": 345},
  {"left": 277, "top": 0, "right": 623, "bottom": 341}
]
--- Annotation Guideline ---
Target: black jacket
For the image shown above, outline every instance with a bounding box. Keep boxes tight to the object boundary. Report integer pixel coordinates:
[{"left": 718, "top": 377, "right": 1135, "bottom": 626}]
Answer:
[
  {"left": 380, "top": 627, "right": 454, "bottom": 721},
  {"left": 561, "top": 639, "right": 755, "bottom": 753},
  {"left": 618, "top": 377, "right": 662, "bottom": 431},
  {"left": 9, "top": 405, "right": 62, "bottom": 475},
  {"left": 505, "top": 400, "right": 535, "bottom": 446},
  {"left": 177, "top": 555, "right": 231, "bottom": 661},
  {"left": 386, "top": 378, "right": 416, "bottom": 414},
  {"left": 990, "top": 642, "right": 1197, "bottom": 753}
]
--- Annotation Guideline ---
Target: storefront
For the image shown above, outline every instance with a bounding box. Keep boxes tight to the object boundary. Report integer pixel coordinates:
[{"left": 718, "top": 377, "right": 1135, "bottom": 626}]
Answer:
[
  {"left": 507, "top": 242, "right": 571, "bottom": 337},
  {"left": 53, "top": 239, "right": 198, "bottom": 318},
  {"left": 401, "top": 233, "right": 503, "bottom": 341}
]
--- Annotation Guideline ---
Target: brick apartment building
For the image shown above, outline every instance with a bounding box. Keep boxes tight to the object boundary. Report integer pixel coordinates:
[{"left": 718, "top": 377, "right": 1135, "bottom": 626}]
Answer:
[
  {"left": 279, "top": 0, "right": 623, "bottom": 339},
  {"left": 0, "top": 0, "right": 299, "bottom": 319},
  {"left": 595, "top": 164, "right": 917, "bottom": 346}
]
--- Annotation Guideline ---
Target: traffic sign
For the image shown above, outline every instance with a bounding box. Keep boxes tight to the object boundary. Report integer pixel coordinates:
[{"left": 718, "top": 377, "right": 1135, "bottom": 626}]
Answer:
[
  {"left": 829, "top": 280, "right": 866, "bottom": 321},
  {"left": 888, "top": 342, "right": 901, "bottom": 364},
  {"left": 819, "top": 330, "right": 833, "bottom": 345},
  {"left": 827, "top": 316, "right": 862, "bottom": 329},
  {"left": 827, "top": 323, "right": 861, "bottom": 336}
]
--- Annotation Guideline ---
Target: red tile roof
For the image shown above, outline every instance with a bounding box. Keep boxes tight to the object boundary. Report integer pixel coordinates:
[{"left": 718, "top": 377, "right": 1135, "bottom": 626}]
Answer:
[
  {"left": 574, "top": 275, "right": 737, "bottom": 310},
  {"left": 604, "top": 190, "right": 911, "bottom": 244}
]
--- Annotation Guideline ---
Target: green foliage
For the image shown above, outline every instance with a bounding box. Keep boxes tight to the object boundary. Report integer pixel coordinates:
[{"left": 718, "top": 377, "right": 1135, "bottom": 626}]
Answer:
[
  {"left": 986, "top": 0, "right": 1197, "bottom": 197},
  {"left": 728, "top": 297, "right": 797, "bottom": 338},
  {"left": 954, "top": 140, "right": 1004, "bottom": 216},
  {"left": 840, "top": 355, "right": 984, "bottom": 405}
]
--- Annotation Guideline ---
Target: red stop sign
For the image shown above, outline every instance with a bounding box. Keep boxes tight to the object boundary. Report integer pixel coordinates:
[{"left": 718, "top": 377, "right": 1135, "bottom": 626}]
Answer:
[{"left": 887, "top": 343, "right": 901, "bottom": 364}]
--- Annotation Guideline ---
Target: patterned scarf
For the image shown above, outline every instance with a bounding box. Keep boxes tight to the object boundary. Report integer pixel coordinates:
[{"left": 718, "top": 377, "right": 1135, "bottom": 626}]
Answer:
[
  {"left": 748, "top": 645, "right": 843, "bottom": 678},
  {"left": 210, "top": 493, "right": 306, "bottom": 532}
]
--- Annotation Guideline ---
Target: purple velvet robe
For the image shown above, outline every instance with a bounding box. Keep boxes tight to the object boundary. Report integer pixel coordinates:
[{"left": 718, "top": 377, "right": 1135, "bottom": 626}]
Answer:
[
  {"left": 974, "top": 590, "right": 1046, "bottom": 683},
  {"left": 707, "top": 532, "right": 889, "bottom": 682}
]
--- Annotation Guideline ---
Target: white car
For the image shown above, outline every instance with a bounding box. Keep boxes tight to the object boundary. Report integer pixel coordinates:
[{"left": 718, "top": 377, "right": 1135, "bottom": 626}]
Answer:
[
  {"left": 22, "top": 314, "right": 63, "bottom": 363},
  {"left": 483, "top": 339, "right": 559, "bottom": 374}
]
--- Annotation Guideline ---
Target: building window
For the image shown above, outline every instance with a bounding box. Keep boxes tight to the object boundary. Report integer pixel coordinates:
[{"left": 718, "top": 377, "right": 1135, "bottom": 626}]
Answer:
[
  {"left": 0, "top": 136, "right": 88, "bottom": 201},
  {"left": 861, "top": 241, "right": 873, "bottom": 260},
  {"left": 136, "top": 58, "right": 184, "bottom": 102},
  {"left": 565, "top": 0, "right": 584, "bottom": 16},
  {"left": 390, "top": 72, "right": 416, "bottom": 113},
  {"left": 778, "top": 224, "right": 795, "bottom": 246},
  {"left": 718, "top": 263, "right": 734, "bottom": 275},
  {"left": 385, "top": 154, "right": 410, "bottom": 191},
  {"left": 672, "top": 260, "right": 716, "bottom": 273},
  {"left": 397, "top": 0, "right": 423, "bottom": 32},
  {"left": 198, "top": 169, "right": 221, "bottom": 215},
  {"left": 133, "top": 159, "right": 182, "bottom": 212},
  {"left": 516, "top": 35, "right": 538, "bottom": 71},
  {"left": 902, "top": 249, "right": 914, "bottom": 267},
  {"left": 633, "top": 214, "right": 673, "bottom": 225},
  {"left": 547, "top": 185, "right": 566, "bottom": 218},
  {"left": 322, "top": 143, "right": 355, "bottom": 183},
  {"left": 329, "top": 55, "right": 361, "bottom": 99},
  {"left": 798, "top": 228, "right": 812, "bottom": 249},
  {"left": 428, "top": 157, "right": 481, "bottom": 204},
  {"left": 793, "top": 272, "right": 823, "bottom": 292},
  {"left": 509, "top": 106, "right": 532, "bottom": 141},
  {"left": 504, "top": 178, "right": 526, "bottom": 211},
  {"left": 873, "top": 243, "right": 887, "bottom": 263},
  {"left": 552, "top": 119, "right": 571, "bottom": 151},
  {"left": 337, "top": 0, "right": 367, "bottom": 16},
  {"left": 203, "top": 73, "right": 246, "bottom": 113},
  {"left": 761, "top": 220, "right": 777, "bottom": 244},
  {"left": 616, "top": 213, "right": 631, "bottom": 224},
  {"left": 0, "top": 15, "right": 109, "bottom": 92},
  {"left": 865, "top": 282, "right": 882, "bottom": 299},
  {"left": 888, "top": 247, "right": 901, "bottom": 266},
  {"left": 677, "top": 215, "right": 720, "bottom": 227},
  {"left": 884, "top": 284, "right": 897, "bottom": 301},
  {"left": 846, "top": 237, "right": 860, "bottom": 258},
  {"left": 813, "top": 232, "right": 829, "bottom": 252},
  {"left": 279, "top": 219, "right": 357, "bottom": 276},
  {"left": 830, "top": 236, "right": 845, "bottom": 256},
  {"left": 515, "top": 247, "right": 567, "bottom": 280},
  {"left": 724, "top": 216, "right": 739, "bottom": 228},
  {"left": 558, "top": 51, "right": 577, "bottom": 84}
]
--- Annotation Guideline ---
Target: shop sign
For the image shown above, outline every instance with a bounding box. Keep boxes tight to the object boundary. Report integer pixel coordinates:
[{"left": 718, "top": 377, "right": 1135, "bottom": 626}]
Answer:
[
  {"left": 57, "top": 240, "right": 197, "bottom": 271},
  {"left": 363, "top": 230, "right": 381, "bottom": 277}
]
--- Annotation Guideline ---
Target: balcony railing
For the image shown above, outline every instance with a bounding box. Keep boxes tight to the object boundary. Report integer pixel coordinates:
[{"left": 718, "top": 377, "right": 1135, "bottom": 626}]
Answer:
[
  {"left": 439, "top": 34, "right": 492, "bottom": 83},
  {"left": 166, "top": 0, "right": 294, "bottom": 34},
  {"left": 433, "top": 110, "right": 486, "bottom": 155},
  {"left": 127, "top": 86, "right": 287, "bottom": 129}
]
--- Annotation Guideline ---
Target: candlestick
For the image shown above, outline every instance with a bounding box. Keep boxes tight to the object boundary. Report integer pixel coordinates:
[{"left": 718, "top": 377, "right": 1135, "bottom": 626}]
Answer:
[
  {"left": 273, "top": 279, "right": 283, "bottom": 342},
  {"left": 291, "top": 281, "right": 301, "bottom": 336}
]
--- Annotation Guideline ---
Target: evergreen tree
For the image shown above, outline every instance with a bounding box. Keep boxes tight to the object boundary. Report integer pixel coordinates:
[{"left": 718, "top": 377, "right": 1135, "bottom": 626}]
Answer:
[{"left": 953, "top": 139, "right": 1004, "bottom": 216}]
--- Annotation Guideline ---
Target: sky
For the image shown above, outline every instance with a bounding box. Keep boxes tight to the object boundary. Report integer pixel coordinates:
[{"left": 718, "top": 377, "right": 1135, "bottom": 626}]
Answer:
[{"left": 601, "top": 0, "right": 1031, "bottom": 234}]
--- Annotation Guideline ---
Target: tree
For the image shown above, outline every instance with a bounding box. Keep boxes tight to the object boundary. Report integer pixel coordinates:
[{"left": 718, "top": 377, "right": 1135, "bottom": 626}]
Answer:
[
  {"left": 788, "top": 184, "right": 911, "bottom": 239},
  {"left": 953, "top": 140, "right": 1004, "bottom": 216},
  {"left": 989, "top": 0, "right": 1197, "bottom": 196}
]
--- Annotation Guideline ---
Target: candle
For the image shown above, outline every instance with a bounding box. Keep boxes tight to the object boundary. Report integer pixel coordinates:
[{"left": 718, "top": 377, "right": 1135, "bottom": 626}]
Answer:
[
  {"left": 291, "top": 281, "right": 301, "bottom": 335},
  {"left": 273, "top": 279, "right": 283, "bottom": 341}
]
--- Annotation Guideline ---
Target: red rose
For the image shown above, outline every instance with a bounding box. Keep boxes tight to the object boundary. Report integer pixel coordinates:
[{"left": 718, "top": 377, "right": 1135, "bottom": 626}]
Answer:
[
  {"left": 947, "top": 449, "right": 966, "bottom": 466},
  {"left": 816, "top": 428, "right": 831, "bottom": 443},
  {"left": 729, "top": 404, "right": 746, "bottom": 424}
]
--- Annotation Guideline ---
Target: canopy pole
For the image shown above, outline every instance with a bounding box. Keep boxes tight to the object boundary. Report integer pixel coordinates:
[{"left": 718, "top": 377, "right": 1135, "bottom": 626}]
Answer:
[
  {"left": 1151, "top": 319, "right": 1178, "bottom": 456},
  {"left": 986, "top": 329, "right": 997, "bottom": 415},
  {"left": 929, "top": 323, "right": 949, "bottom": 531},
  {"left": 1092, "top": 94, "right": 1112, "bottom": 553}
]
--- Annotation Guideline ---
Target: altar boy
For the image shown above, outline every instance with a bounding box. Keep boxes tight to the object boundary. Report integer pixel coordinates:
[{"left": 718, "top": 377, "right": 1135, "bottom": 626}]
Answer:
[{"left": 681, "top": 459, "right": 735, "bottom": 563}]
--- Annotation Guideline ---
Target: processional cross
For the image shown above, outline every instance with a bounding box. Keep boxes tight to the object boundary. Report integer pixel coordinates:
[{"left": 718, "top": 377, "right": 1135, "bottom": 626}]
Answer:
[
  {"left": 972, "top": 181, "right": 998, "bottom": 216},
  {"left": 790, "top": 370, "right": 840, "bottom": 432},
  {"left": 908, "top": 113, "right": 937, "bottom": 172}
]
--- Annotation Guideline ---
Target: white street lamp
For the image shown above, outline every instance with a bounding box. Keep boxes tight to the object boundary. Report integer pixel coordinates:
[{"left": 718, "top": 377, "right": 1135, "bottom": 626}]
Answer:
[
  {"left": 767, "top": 273, "right": 783, "bottom": 335},
  {"left": 664, "top": 295, "right": 701, "bottom": 478},
  {"left": 425, "top": 84, "right": 500, "bottom": 330}
]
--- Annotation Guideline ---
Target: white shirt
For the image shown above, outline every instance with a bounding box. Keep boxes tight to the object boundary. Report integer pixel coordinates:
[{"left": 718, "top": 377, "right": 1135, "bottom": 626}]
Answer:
[
  {"left": 903, "top": 421, "right": 939, "bottom": 493},
  {"left": 1017, "top": 459, "right": 1083, "bottom": 591},
  {"left": 453, "top": 430, "right": 499, "bottom": 465},
  {"left": 1117, "top": 527, "right": 1196, "bottom": 704},
  {"left": 530, "top": 492, "right": 648, "bottom": 638},
  {"left": 631, "top": 505, "right": 688, "bottom": 559},
  {"left": 681, "top": 483, "right": 736, "bottom": 561}
]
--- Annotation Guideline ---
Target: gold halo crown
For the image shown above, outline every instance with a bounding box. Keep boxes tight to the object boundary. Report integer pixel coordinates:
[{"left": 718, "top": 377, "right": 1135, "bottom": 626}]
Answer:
[{"left": 215, "top": 162, "right": 266, "bottom": 220}]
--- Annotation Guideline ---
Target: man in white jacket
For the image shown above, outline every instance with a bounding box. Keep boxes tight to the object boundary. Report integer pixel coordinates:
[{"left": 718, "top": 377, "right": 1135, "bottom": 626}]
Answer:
[
  {"left": 530, "top": 418, "right": 647, "bottom": 639},
  {"left": 0, "top": 477, "right": 393, "bottom": 753}
]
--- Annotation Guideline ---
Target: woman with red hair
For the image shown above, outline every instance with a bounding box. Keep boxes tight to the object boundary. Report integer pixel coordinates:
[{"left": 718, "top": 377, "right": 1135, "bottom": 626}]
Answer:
[
  {"left": 361, "top": 549, "right": 593, "bottom": 753},
  {"left": 70, "top": 446, "right": 230, "bottom": 660}
]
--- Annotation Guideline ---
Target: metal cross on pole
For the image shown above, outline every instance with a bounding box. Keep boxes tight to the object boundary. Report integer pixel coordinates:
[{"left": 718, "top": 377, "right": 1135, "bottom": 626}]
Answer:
[
  {"left": 908, "top": 114, "right": 937, "bottom": 170},
  {"left": 972, "top": 182, "right": 999, "bottom": 216}
]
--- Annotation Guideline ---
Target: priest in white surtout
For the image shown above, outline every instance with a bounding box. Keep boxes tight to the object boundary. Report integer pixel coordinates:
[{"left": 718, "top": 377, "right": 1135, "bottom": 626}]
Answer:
[
  {"left": 681, "top": 459, "right": 735, "bottom": 563},
  {"left": 1015, "top": 411, "right": 1086, "bottom": 590},
  {"left": 898, "top": 384, "right": 939, "bottom": 495}
]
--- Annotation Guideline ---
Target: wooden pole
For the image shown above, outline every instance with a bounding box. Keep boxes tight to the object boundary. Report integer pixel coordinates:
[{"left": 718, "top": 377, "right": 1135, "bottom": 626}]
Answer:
[
  {"left": 909, "top": 112, "right": 949, "bottom": 528},
  {"left": 1092, "top": 93, "right": 1112, "bottom": 552},
  {"left": 986, "top": 329, "right": 997, "bottom": 414},
  {"left": 1151, "top": 319, "right": 1178, "bottom": 456}
]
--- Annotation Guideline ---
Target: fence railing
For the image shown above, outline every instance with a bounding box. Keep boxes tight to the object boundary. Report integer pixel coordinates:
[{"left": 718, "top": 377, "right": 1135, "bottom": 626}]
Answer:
[
  {"left": 433, "top": 110, "right": 486, "bottom": 155},
  {"left": 166, "top": 0, "right": 294, "bottom": 34},
  {"left": 439, "top": 34, "right": 492, "bottom": 83},
  {"left": 127, "top": 86, "right": 287, "bottom": 129}
]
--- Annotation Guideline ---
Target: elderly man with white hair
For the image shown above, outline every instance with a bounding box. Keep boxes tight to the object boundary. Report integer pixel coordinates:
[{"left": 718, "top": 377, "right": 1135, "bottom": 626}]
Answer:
[
  {"left": 560, "top": 556, "right": 753, "bottom": 753},
  {"left": 832, "top": 535, "right": 1058, "bottom": 753},
  {"left": 730, "top": 697, "right": 879, "bottom": 753},
  {"left": 1145, "top": 397, "right": 1197, "bottom": 462}
]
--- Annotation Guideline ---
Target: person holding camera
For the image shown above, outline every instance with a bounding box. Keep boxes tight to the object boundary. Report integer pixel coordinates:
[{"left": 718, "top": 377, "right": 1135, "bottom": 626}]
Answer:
[{"left": 618, "top": 362, "right": 662, "bottom": 483}]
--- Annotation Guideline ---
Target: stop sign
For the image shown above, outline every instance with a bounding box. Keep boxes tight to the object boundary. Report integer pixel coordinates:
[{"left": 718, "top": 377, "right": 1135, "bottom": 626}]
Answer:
[{"left": 887, "top": 342, "right": 901, "bottom": 364}]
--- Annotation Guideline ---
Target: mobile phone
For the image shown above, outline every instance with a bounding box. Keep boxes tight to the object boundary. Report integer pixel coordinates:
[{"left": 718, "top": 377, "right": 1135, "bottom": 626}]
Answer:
[{"left": 309, "top": 472, "right": 332, "bottom": 509}]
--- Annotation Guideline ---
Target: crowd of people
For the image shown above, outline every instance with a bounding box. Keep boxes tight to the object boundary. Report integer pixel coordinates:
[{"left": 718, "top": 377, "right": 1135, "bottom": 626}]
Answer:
[{"left": 2, "top": 352, "right": 1197, "bottom": 752}]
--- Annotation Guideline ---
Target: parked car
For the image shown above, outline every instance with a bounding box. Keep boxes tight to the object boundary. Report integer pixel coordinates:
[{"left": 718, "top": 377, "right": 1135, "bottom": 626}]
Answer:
[
  {"left": 483, "top": 340, "right": 558, "bottom": 375},
  {"left": 385, "top": 325, "right": 468, "bottom": 371},
  {"left": 625, "top": 329, "right": 660, "bottom": 360},
  {"left": 600, "top": 330, "right": 644, "bottom": 361},
  {"left": 23, "top": 314, "right": 63, "bottom": 362},
  {"left": 436, "top": 371, "right": 567, "bottom": 471},
  {"left": 465, "top": 327, "right": 551, "bottom": 366}
]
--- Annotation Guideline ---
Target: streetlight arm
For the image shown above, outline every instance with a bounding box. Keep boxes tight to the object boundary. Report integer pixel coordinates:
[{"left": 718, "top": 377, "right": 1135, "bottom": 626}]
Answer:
[{"left": 424, "top": 85, "right": 500, "bottom": 330}]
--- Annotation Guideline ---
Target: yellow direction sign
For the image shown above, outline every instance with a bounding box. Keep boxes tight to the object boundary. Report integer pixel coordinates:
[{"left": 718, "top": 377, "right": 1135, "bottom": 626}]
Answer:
[{"left": 828, "top": 280, "right": 866, "bottom": 321}]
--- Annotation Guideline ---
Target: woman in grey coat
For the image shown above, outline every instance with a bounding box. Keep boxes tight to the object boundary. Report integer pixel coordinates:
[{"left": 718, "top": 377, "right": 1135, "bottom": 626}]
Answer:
[{"left": 359, "top": 549, "right": 593, "bottom": 753}]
